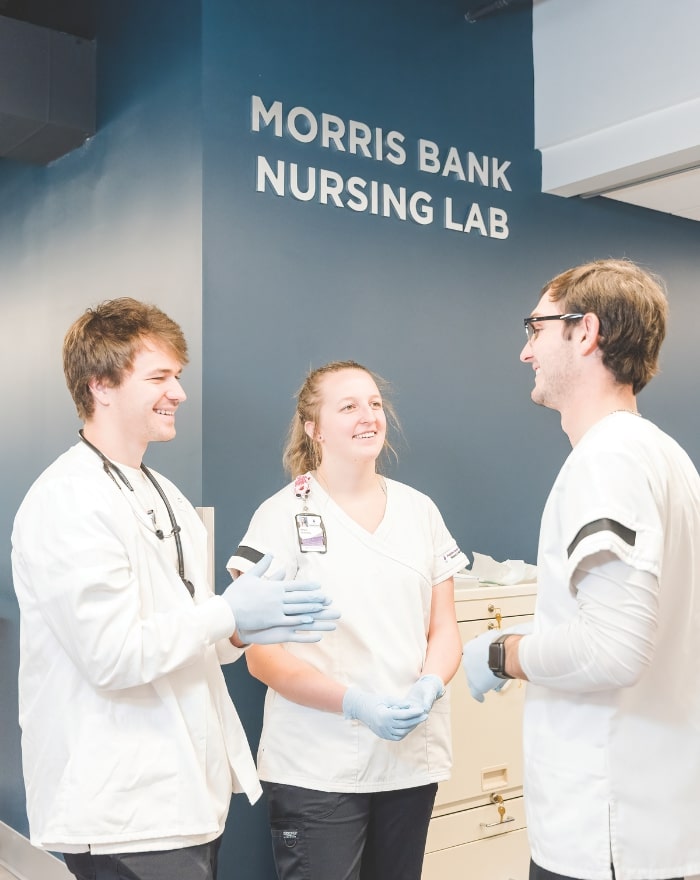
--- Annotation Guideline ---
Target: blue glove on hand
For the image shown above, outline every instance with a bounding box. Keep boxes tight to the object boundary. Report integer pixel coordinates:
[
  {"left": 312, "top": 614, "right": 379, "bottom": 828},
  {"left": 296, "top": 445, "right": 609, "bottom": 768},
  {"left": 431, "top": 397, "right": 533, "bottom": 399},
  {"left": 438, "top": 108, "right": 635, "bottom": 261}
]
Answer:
[
  {"left": 404, "top": 674, "right": 445, "bottom": 713},
  {"left": 223, "top": 554, "right": 340, "bottom": 645},
  {"left": 342, "top": 686, "right": 428, "bottom": 741},
  {"left": 234, "top": 606, "right": 340, "bottom": 645},
  {"left": 461, "top": 623, "right": 532, "bottom": 703}
]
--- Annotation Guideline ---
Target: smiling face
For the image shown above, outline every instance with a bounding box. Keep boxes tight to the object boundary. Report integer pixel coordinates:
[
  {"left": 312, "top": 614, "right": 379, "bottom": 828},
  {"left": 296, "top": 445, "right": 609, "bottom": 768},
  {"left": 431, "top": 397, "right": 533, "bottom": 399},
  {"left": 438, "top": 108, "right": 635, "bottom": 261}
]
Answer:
[
  {"left": 87, "top": 337, "right": 186, "bottom": 464},
  {"left": 305, "top": 368, "right": 387, "bottom": 469},
  {"left": 520, "top": 290, "right": 580, "bottom": 412}
]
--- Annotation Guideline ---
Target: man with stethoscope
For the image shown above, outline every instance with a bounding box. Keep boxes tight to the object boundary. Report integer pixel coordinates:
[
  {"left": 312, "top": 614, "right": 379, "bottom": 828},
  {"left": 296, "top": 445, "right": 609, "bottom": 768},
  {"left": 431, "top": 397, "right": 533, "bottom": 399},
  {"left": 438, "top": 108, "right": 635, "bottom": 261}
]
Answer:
[{"left": 11, "top": 297, "right": 339, "bottom": 880}]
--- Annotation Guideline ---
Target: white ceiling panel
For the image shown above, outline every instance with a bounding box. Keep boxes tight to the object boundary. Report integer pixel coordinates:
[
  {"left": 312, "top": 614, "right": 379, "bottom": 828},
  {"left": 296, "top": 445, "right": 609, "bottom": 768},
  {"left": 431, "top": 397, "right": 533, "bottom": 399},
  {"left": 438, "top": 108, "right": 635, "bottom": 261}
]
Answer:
[
  {"left": 534, "top": 0, "right": 700, "bottom": 223},
  {"left": 602, "top": 167, "right": 700, "bottom": 221}
]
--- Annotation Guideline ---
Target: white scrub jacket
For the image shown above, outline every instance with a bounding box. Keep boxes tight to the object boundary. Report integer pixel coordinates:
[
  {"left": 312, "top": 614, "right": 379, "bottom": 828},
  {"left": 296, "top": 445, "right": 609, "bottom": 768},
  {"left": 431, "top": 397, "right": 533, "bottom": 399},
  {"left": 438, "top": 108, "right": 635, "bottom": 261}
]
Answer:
[{"left": 12, "top": 442, "right": 261, "bottom": 853}]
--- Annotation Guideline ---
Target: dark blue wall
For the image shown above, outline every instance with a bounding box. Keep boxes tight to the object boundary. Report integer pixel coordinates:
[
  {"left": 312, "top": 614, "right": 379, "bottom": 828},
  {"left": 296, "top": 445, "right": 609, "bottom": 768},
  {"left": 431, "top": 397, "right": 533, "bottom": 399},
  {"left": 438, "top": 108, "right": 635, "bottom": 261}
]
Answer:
[
  {"left": 1, "top": 2, "right": 700, "bottom": 879},
  {"left": 0, "top": 0, "right": 203, "bottom": 841},
  {"left": 201, "top": 2, "right": 699, "bottom": 878}
]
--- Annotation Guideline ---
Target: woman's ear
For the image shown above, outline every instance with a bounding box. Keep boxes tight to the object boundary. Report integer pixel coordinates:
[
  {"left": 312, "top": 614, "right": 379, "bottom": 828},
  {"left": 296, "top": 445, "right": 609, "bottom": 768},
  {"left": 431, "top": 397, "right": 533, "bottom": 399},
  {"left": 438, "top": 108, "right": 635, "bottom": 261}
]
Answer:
[{"left": 304, "top": 421, "right": 317, "bottom": 441}]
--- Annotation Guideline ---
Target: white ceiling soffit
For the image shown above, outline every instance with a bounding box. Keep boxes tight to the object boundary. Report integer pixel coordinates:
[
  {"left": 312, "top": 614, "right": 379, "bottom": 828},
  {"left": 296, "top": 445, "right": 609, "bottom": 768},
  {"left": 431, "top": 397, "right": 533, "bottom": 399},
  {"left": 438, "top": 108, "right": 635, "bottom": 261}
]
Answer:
[
  {"left": 533, "top": 0, "right": 700, "bottom": 222},
  {"left": 599, "top": 165, "right": 700, "bottom": 222}
]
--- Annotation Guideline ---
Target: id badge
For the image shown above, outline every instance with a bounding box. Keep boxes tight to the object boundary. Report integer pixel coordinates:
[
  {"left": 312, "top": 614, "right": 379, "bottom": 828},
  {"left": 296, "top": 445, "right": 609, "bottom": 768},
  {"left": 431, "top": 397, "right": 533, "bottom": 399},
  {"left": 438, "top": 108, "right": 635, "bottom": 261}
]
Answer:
[{"left": 295, "top": 513, "right": 327, "bottom": 553}]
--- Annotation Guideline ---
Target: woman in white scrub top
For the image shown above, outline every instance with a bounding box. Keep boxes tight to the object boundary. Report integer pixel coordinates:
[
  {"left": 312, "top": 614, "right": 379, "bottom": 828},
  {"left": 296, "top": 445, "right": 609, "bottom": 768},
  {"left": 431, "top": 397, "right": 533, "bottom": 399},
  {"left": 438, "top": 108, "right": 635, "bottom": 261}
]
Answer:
[{"left": 227, "top": 361, "right": 467, "bottom": 880}]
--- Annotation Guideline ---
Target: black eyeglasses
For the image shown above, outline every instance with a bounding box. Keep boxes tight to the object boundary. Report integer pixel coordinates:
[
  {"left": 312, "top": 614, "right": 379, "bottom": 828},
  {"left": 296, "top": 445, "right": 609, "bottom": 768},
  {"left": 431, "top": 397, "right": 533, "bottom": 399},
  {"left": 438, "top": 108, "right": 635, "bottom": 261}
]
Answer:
[{"left": 523, "top": 313, "right": 584, "bottom": 343}]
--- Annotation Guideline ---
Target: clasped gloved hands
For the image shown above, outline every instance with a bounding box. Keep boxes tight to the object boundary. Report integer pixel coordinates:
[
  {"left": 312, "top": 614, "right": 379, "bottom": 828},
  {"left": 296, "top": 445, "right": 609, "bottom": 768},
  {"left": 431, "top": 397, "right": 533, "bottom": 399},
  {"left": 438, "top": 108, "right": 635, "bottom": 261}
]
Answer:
[
  {"left": 222, "top": 554, "right": 340, "bottom": 645},
  {"left": 461, "top": 623, "right": 532, "bottom": 703},
  {"left": 404, "top": 674, "right": 445, "bottom": 713},
  {"left": 342, "top": 686, "right": 428, "bottom": 741}
]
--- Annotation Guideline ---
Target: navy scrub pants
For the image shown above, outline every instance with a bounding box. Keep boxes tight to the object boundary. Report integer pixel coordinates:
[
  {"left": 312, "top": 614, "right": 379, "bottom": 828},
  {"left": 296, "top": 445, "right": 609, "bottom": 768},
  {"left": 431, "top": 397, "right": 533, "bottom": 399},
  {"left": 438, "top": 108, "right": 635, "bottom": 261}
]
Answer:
[
  {"left": 262, "top": 780, "right": 438, "bottom": 880},
  {"left": 530, "top": 859, "right": 682, "bottom": 880},
  {"left": 63, "top": 836, "right": 222, "bottom": 880}
]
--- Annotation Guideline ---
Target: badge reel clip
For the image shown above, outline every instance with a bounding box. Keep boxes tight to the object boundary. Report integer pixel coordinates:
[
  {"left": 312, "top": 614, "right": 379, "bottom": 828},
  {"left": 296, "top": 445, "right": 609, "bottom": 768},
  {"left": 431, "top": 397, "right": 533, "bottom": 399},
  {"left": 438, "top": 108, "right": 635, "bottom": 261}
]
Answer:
[{"left": 294, "top": 473, "right": 327, "bottom": 554}]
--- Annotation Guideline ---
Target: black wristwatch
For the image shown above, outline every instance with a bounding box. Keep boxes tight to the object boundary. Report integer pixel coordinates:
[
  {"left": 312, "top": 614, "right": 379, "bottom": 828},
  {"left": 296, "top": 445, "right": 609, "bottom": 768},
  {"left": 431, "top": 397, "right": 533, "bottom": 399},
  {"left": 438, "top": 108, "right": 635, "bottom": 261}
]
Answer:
[{"left": 488, "top": 634, "right": 514, "bottom": 680}]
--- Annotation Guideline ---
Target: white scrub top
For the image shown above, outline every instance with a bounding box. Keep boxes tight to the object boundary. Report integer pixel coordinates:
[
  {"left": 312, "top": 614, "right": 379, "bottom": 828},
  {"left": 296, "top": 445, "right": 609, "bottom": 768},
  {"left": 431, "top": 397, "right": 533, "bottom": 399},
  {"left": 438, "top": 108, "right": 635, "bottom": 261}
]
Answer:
[
  {"left": 523, "top": 413, "right": 700, "bottom": 880},
  {"left": 228, "top": 474, "right": 467, "bottom": 793}
]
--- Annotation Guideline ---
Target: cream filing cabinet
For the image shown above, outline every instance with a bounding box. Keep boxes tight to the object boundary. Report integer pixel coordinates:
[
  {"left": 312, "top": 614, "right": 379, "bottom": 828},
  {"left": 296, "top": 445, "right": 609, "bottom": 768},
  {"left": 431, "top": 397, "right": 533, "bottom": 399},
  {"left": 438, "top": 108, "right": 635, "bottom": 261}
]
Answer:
[{"left": 422, "top": 575, "right": 537, "bottom": 880}]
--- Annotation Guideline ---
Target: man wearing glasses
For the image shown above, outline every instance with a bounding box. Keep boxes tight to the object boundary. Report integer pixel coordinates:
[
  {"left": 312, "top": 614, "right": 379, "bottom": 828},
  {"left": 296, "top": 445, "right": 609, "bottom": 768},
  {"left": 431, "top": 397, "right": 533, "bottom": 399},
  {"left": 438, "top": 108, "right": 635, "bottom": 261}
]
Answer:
[{"left": 462, "top": 259, "right": 700, "bottom": 880}]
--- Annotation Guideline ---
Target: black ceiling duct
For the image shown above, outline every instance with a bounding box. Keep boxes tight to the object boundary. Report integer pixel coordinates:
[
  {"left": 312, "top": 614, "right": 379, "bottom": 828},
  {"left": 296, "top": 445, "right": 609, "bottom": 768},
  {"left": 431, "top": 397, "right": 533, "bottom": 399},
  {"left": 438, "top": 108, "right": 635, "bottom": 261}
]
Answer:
[{"left": 0, "top": 14, "right": 95, "bottom": 165}]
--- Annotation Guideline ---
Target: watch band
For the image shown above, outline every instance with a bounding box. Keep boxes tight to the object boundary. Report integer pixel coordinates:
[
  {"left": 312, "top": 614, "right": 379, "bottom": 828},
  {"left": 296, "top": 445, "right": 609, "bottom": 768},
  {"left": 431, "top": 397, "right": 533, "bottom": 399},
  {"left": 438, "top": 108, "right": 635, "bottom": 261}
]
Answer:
[{"left": 488, "top": 633, "right": 514, "bottom": 680}]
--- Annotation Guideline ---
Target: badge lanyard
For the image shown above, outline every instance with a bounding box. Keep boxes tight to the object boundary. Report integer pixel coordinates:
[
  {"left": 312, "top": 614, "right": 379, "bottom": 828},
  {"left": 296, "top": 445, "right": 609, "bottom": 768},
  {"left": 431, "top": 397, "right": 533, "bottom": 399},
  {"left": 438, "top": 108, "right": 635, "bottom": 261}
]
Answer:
[{"left": 294, "top": 473, "right": 327, "bottom": 554}]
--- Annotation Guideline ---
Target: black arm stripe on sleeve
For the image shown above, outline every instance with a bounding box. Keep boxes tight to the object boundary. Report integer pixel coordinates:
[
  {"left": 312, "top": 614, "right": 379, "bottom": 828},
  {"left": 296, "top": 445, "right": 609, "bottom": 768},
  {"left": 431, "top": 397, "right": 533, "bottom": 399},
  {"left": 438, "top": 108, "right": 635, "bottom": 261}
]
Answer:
[
  {"left": 235, "top": 545, "right": 265, "bottom": 564},
  {"left": 567, "top": 518, "right": 636, "bottom": 558}
]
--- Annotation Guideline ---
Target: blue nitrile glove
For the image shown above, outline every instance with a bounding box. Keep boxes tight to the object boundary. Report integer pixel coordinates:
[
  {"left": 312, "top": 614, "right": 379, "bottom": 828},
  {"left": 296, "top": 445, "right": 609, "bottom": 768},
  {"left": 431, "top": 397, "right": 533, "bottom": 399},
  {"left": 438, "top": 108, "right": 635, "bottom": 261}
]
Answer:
[
  {"left": 404, "top": 674, "right": 445, "bottom": 713},
  {"left": 342, "top": 686, "right": 428, "bottom": 741},
  {"left": 223, "top": 554, "right": 339, "bottom": 645},
  {"left": 235, "top": 606, "right": 341, "bottom": 645},
  {"left": 461, "top": 623, "right": 533, "bottom": 703}
]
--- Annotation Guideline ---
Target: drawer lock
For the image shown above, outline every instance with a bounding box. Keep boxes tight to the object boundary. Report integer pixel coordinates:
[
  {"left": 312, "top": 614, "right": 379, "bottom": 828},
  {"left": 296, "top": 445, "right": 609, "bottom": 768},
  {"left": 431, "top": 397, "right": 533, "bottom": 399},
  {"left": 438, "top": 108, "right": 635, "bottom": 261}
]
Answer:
[
  {"left": 487, "top": 605, "right": 502, "bottom": 629},
  {"left": 480, "top": 794, "right": 515, "bottom": 829}
]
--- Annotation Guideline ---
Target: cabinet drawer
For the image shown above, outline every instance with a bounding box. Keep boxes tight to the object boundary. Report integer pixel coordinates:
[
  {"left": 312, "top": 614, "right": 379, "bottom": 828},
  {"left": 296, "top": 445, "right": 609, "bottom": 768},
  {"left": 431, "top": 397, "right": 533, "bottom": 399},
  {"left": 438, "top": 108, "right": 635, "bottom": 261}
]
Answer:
[
  {"left": 428, "top": 796, "right": 527, "bottom": 851},
  {"left": 435, "top": 619, "right": 529, "bottom": 813},
  {"left": 423, "top": 824, "right": 529, "bottom": 880},
  {"left": 455, "top": 592, "right": 536, "bottom": 625}
]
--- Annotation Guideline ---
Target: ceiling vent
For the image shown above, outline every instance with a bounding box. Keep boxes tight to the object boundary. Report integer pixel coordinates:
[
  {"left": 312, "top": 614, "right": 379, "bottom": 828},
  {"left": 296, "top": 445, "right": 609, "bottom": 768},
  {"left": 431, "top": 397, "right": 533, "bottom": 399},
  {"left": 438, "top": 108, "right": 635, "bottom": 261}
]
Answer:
[{"left": 0, "top": 14, "right": 95, "bottom": 165}]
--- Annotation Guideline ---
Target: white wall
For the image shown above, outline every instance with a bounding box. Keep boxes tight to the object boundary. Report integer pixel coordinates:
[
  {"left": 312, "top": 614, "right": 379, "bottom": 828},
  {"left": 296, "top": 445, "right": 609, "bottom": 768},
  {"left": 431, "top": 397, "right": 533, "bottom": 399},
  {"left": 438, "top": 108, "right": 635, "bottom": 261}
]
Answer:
[{"left": 533, "top": 0, "right": 700, "bottom": 196}]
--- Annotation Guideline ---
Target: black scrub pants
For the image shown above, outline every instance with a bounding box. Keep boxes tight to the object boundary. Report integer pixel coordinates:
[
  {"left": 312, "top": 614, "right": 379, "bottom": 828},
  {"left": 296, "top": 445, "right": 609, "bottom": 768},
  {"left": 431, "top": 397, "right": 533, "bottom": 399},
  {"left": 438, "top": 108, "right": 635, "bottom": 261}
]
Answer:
[
  {"left": 529, "top": 859, "right": 682, "bottom": 880},
  {"left": 262, "top": 781, "right": 438, "bottom": 880},
  {"left": 63, "top": 836, "right": 222, "bottom": 880}
]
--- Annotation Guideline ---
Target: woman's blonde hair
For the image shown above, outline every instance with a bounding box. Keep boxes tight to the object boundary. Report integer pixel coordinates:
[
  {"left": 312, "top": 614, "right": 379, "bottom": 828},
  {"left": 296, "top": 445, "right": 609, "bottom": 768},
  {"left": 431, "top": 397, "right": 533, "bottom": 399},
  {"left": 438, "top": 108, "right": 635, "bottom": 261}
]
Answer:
[{"left": 282, "top": 361, "right": 400, "bottom": 478}]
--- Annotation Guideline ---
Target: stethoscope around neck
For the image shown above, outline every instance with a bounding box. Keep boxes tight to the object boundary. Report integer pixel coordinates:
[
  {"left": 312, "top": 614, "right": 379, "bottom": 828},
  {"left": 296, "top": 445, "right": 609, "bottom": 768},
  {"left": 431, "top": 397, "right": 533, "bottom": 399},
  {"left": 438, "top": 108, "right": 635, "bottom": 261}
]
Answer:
[{"left": 78, "top": 430, "right": 195, "bottom": 598}]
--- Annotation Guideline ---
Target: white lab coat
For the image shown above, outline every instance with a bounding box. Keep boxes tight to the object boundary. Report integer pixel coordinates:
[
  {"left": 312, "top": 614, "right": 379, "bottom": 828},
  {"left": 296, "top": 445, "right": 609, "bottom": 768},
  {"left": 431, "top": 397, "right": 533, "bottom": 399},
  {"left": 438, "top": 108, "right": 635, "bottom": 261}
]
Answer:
[{"left": 11, "top": 442, "right": 261, "bottom": 853}]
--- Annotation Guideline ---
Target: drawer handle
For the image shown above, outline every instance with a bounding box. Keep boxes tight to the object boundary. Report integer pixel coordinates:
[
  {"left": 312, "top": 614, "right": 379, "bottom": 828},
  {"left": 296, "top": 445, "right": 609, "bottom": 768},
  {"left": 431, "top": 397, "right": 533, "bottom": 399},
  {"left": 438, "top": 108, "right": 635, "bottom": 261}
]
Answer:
[{"left": 480, "top": 815, "right": 515, "bottom": 829}]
